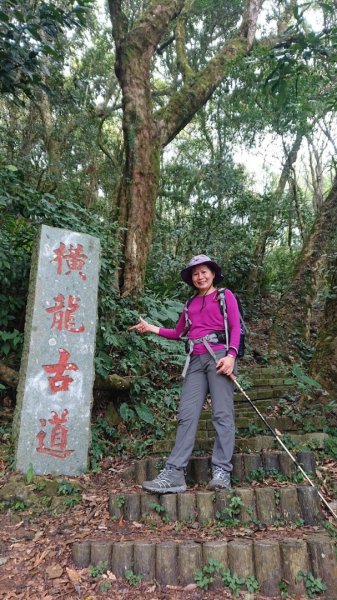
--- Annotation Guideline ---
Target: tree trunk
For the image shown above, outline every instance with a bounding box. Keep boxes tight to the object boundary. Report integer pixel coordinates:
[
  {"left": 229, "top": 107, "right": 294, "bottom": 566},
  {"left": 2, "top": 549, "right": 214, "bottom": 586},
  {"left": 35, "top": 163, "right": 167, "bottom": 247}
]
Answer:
[
  {"left": 244, "top": 132, "right": 303, "bottom": 310},
  {"left": 109, "top": 0, "right": 261, "bottom": 296},
  {"left": 311, "top": 249, "right": 337, "bottom": 394},
  {"left": 269, "top": 175, "right": 337, "bottom": 360}
]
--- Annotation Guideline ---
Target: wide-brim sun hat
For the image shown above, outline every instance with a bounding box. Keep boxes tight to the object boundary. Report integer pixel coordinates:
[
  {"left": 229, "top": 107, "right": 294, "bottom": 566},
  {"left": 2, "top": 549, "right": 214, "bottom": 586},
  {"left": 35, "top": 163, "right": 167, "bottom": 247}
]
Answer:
[{"left": 180, "top": 254, "right": 223, "bottom": 287}]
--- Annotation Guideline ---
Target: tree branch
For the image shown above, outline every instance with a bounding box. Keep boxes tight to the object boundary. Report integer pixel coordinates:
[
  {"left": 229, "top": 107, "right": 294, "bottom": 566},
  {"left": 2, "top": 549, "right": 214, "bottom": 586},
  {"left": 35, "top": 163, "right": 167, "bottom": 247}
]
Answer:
[{"left": 155, "top": 0, "right": 262, "bottom": 146}]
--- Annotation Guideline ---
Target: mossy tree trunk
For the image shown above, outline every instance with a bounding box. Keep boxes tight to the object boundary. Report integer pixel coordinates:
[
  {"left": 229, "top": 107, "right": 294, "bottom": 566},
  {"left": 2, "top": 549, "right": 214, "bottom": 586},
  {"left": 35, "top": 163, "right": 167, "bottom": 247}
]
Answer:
[
  {"left": 108, "top": 0, "right": 261, "bottom": 296},
  {"left": 311, "top": 247, "right": 337, "bottom": 394},
  {"left": 269, "top": 175, "right": 337, "bottom": 361}
]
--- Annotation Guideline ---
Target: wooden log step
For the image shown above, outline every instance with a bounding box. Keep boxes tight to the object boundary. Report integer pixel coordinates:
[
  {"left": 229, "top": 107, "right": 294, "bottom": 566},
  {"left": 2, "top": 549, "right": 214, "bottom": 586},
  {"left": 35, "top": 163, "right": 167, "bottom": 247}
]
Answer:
[
  {"left": 108, "top": 485, "right": 323, "bottom": 527},
  {"left": 72, "top": 534, "right": 336, "bottom": 598},
  {"left": 129, "top": 451, "right": 316, "bottom": 485}
]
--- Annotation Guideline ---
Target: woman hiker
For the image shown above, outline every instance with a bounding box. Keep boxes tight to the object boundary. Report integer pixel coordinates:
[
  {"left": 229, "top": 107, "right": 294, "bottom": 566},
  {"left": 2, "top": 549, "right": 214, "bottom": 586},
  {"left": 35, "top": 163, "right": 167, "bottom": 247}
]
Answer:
[{"left": 128, "top": 255, "right": 241, "bottom": 494}]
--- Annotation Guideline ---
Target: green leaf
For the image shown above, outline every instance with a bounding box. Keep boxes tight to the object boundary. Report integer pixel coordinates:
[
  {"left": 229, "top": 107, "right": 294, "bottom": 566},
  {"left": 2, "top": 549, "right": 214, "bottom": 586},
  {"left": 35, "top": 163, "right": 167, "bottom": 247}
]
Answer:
[{"left": 135, "top": 403, "right": 155, "bottom": 425}]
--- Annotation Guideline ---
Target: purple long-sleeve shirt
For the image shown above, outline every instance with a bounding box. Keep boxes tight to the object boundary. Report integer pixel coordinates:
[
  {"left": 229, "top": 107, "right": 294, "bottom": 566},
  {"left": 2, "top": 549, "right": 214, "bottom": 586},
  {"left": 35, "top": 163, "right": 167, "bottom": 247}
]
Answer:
[{"left": 159, "top": 289, "right": 241, "bottom": 357}]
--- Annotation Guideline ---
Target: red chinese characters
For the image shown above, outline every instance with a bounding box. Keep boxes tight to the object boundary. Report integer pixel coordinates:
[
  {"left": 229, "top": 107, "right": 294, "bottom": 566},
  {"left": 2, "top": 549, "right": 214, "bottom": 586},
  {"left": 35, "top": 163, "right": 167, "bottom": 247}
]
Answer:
[
  {"left": 46, "top": 294, "right": 85, "bottom": 333},
  {"left": 42, "top": 348, "right": 79, "bottom": 393},
  {"left": 51, "top": 242, "right": 88, "bottom": 281},
  {"left": 36, "top": 409, "right": 74, "bottom": 458},
  {"left": 36, "top": 237, "right": 91, "bottom": 461}
]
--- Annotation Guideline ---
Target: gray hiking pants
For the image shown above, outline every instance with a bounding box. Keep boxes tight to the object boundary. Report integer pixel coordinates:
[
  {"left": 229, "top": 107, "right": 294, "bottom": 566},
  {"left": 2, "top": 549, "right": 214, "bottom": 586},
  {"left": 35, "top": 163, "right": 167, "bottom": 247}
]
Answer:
[{"left": 167, "top": 350, "right": 236, "bottom": 473}]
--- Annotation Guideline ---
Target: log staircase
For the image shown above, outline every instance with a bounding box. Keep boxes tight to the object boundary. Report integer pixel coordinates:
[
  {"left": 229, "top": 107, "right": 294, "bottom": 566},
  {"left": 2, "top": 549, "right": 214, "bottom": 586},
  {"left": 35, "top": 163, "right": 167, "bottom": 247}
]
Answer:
[{"left": 72, "top": 367, "right": 337, "bottom": 598}]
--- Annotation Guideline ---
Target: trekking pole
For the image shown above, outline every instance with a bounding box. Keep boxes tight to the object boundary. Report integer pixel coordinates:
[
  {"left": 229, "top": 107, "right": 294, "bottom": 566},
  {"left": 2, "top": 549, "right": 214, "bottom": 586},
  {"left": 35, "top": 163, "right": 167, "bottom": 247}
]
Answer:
[{"left": 230, "top": 374, "right": 337, "bottom": 521}]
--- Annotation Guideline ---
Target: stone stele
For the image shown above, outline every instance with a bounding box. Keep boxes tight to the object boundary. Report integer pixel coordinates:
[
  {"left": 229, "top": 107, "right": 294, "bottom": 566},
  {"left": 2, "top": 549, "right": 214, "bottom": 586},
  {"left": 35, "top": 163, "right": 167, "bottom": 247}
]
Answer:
[{"left": 13, "top": 224, "right": 100, "bottom": 475}]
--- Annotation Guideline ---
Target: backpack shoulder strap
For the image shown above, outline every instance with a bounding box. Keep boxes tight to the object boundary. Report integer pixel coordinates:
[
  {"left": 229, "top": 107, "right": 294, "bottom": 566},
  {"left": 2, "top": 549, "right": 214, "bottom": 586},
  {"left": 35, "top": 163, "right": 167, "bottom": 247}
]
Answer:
[
  {"left": 181, "top": 294, "right": 195, "bottom": 338},
  {"left": 216, "top": 288, "right": 229, "bottom": 347}
]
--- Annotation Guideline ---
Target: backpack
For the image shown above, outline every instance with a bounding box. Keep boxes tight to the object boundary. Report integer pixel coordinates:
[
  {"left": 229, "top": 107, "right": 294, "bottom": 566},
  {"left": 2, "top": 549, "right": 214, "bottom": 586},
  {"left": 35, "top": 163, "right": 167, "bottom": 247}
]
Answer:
[{"left": 182, "top": 288, "right": 246, "bottom": 358}]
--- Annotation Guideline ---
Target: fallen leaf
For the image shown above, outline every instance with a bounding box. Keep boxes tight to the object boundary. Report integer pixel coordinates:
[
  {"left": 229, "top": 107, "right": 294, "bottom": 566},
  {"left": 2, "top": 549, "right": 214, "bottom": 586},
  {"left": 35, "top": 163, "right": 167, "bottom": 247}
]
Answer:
[
  {"left": 45, "top": 564, "right": 63, "bottom": 579},
  {"left": 66, "top": 567, "right": 81, "bottom": 585},
  {"left": 184, "top": 583, "right": 197, "bottom": 591},
  {"left": 34, "top": 548, "right": 50, "bottom": 567}
]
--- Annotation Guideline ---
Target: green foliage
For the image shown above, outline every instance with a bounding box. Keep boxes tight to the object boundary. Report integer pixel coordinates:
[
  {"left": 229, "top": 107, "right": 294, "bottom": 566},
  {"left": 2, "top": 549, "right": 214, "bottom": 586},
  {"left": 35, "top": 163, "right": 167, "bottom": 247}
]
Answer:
[
  {"left": 88, "top": 561, "right": 109, "bottom": 578},
  {"left": 0, "top": 0, "right": 93, "bottom": 99},
  {"left": 195, "top": 559, "right": 259, "bottom": 595},
  {"left": 296, "top": 570, "right": 327, "bottom": 598},
  {"left": 215, "top": 493, "right": 243, "bottom": 526},
  {"left": 148, "top": 501, "right": 169, "bottom": 523},
  {"left": 323, "top": 436, "right": 337, "bottom": 459},
  {"left": 286, "top": 364, "right": 322, "bottom": 393},
  {"left": 89, "top": 418, "right": 116, "bottom": 471},
  {"left": 25, "top": 463, "right": 35, "bottom": 485},
  {"left": 57, "top": 480, "right": 81, "bottom": 496},
  {"left": 125, "top": 569, "right": 143, "bottom": 586}
]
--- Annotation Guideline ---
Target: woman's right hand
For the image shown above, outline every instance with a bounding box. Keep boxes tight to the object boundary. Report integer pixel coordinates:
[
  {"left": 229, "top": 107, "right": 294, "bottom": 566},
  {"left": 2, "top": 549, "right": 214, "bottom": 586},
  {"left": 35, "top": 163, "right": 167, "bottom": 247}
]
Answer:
[{"left": 128, "top": 318, "right": 159, "bottom": 335}]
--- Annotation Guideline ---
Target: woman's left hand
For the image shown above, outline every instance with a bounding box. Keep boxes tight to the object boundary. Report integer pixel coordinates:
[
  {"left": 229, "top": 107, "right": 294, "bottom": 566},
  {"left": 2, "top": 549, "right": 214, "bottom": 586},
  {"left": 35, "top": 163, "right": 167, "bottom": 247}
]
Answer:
[{"left": 216, "top": 355, "right": 235, "bottom": 376}]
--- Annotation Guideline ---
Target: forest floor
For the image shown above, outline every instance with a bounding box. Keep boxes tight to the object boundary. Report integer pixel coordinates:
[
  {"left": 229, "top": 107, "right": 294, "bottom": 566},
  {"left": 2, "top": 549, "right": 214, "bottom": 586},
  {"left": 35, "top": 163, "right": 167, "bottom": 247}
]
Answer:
[{"left": 1, "top": 453, "right": 337, "bottom": 600}]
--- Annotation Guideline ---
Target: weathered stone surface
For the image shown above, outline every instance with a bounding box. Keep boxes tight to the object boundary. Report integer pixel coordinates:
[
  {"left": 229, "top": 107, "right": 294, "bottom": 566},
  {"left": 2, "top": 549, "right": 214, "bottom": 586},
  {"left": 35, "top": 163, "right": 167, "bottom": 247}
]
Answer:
[
  {"left": 111, "top": 541, "right": 133, "bottom": 577},
  {"left": 262, "top": 451, "right": 280, "bottom": 473},
  {"left": 124, "top": 493, "right": 141, "bottom": 521},
  {"left": 228, "top": 539, "right": 254, "bottom": 578},
  {"left": 155, "top": 542, "right": 177, "bottom": 585},
  {"left": 14, "top": 225, "right": 100, "bottom": 475},
  {"left": 297, "top": 486, "right": 322, "bottom": 525},
  {"left": 235, "top": 488, "right": 256, "bottom": 523},
  {"left": 232, "top": 453, "right": 244, "bottom": 482},
  {"left": 279, "top": 487, "right": 302, "bottom": 523},
  {"left": 254, "top": 540, "right": 282, "bottom": 596},
  {"left": 135, "top": 459, "right": 147, "bottom": 484},
  {"left": 307, "top": 534, "right": 337, "bottom": 599},
  {"left": 243, "top": 453, "right": 262, "bottom": 478},
  {"left": 90, "top": 541, "right": 112, "bottom": 567},
  {"left": 187, "top": 456, "right": 209, "bottom": 483},
  {"left": 280, "top": 538, "right": 308, "bottom": 596},
  {"left": 177, "top": 492, "right": 196, "bottom": 522},
  {"left": 133, "top": 541, "right": 155, "bottom": 581},
  {"left": 203, "top": 541, "right": 228, "bottom": 589},
  {"left": 196, "top": 491, "right": 214, "bottom": 523},
  {"left": 255, "top": 487, "right": 277, "bottom": 526},
  {"left": 178, "top": 543, "right": 202, "bottom": 585},
  {"left": 72, "top": 541, "right": 91, "bottom": 568},
  {"left": 160, "top": 494, "right": 177, "bottom": 521}
]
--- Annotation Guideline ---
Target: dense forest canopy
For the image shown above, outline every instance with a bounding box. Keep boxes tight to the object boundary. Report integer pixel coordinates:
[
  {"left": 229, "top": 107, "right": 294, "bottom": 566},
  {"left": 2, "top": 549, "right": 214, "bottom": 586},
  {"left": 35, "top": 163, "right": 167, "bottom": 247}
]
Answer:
[{"left": 1, "top": 0, "right": 337, "bottom": 420}]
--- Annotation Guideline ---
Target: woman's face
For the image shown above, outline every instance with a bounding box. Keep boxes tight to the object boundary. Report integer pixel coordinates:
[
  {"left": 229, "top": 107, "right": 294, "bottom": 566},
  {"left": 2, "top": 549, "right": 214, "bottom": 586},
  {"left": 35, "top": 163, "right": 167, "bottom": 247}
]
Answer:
[{"left": 191, "top": 265, "right": 215, "bottom": 292}]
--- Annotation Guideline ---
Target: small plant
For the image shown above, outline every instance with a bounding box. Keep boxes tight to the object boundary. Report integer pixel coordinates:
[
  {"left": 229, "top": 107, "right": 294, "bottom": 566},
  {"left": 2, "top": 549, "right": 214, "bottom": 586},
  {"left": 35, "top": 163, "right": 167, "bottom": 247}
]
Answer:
[
  {"left": 57, "top": 480, "right": 80, "bottom": 496},
  {"left": 195, "top": 558, "right": 223, "bottom": 590},
  {"left": 99, "top": 579, "right": 112, "bottom": 592},
  {"left": 247, "top": 466, "right": 265, "bottom": 482},
  {"left": 12, "top": 498, "right": 27, "bottom": 511},
  {"left": 116, "top": 495, "right": 126, "bottom": 508},
  {"left": 125, "top": 569, "right": 143, "bottom": 586},
  {"left": 292, "top": 517, "right": 305, "bottom": 528},
  {"left": 292, "top": 470, "right": 305, "bottom": 483},
  {"left": 63, "top": 496, "right": 80, "bottom": 508},
  {"left": 25, "top": 463, "right": 35, "bottom": 484},
  {"left": 279, "top": 579, "right": 288, "bottom": 599},
  {"left": 296, "top": 571, "right": 327, "bottom": 598},
  {"left": 149, "top": 501, "right": 170, "bottom": 523},
  {"left": 215, "top": 493, "right": 243, "bottom": 527},
  {"left": 88, "top": 561, "right": 109, "bottom": 578}
]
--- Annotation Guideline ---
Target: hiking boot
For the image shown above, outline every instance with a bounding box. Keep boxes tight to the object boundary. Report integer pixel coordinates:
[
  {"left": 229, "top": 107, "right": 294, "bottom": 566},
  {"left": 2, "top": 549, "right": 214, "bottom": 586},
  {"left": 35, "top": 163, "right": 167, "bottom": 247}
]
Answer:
[
  {"left": 209, "top": 467, "right": 231, "bottom": 490},
  {"left": 142, "top": 467, "right": 187, "bottom": 494}
]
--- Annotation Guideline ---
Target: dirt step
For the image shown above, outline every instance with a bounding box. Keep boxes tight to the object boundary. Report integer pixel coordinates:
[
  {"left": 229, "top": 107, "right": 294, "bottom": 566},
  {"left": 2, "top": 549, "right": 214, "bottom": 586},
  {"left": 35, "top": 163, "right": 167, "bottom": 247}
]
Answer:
[
  {"left": 126, "top": 451, "right": 316, "bottom": 485},
  {"left": 72, "top": 534, "right": 337, "bottom": 598},
  {"left": 108, "top": 485, "right": 322, "bottom": 527}
]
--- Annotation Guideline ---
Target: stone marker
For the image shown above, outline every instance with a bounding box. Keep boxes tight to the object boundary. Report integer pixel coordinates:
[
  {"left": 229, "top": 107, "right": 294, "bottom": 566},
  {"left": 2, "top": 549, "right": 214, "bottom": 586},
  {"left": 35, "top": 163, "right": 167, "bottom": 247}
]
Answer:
[{"left": 13, "top": 225, "right": 100, "bottom": 475}]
